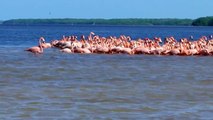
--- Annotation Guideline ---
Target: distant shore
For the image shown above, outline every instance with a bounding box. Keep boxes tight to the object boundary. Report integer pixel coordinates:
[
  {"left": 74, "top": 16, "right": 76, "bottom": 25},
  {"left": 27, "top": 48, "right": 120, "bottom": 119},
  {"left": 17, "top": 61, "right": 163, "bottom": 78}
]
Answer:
[{"left": 1, "top": 17, "right": 213, "bottom": 26}]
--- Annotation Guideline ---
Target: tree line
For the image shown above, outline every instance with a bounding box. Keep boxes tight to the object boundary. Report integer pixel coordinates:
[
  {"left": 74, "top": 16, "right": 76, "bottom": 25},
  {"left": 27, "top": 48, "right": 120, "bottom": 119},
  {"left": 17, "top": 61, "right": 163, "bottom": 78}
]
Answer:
[
  {"left": 1, "top": 18, "right": 193, "bottom": 26},
  {"left": 192, "top": 16, "right": 213, "bottom": 26},
  {"left": 1, "top": 17, "right": 213, "bottom": 26}
]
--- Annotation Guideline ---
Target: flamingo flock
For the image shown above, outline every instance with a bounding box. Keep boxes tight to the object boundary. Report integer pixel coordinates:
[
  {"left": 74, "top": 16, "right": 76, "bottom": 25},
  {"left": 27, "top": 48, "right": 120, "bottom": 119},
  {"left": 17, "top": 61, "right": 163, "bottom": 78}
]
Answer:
[{"left": 26, "top": 32, "right": 213, "bottom": 56}]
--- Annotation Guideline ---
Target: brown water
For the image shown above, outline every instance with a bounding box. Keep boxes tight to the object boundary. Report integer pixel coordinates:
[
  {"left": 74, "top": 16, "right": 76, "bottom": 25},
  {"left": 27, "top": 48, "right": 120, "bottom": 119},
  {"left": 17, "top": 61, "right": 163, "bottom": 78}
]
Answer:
[{"left": 0, "top": 25, "right": 213, "bottom": 119}]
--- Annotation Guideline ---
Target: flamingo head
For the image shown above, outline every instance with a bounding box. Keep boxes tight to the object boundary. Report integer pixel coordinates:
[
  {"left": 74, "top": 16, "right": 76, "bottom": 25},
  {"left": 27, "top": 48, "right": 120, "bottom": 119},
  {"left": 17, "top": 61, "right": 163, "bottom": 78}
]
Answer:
[
  {"left": 40, "top": 37, "right": 45, "bottom": 43},
  {"left": 90, "top": 32, "right": 95, "bottom": 35},
  {"left": 154, "top": 37, "right": 162, "bottom": 43}
]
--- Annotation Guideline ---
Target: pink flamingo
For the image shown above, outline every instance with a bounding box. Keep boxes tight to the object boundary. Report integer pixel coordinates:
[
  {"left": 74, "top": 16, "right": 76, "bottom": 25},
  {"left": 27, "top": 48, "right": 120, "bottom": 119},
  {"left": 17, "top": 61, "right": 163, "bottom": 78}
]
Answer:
[
  {"left": 133, "top": 47, "right": 150, "bottom": 54},
  {"left": 73, "top": 47, "right": 91, "bottom": 54},
  {"left": 37, "top": 37, "right": 51, "bottom": 49},
  {"left": 60, "top": 48, "right": 72, "bottom": 53},
  {"left": 25, "top": 38, "right": 44, "bottom": 54},
  {"left": 120, "top": 48, "right": 133, "bottom": 54}
]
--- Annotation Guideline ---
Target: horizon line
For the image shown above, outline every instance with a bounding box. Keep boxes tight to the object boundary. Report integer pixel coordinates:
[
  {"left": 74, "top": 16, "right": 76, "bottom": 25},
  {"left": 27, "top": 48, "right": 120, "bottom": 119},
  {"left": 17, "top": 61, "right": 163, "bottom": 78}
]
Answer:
[
  {"left": 1, "top": 17, "right": 196, "bottom": 21},
  {"left": 1, "top": 16, "right": 213, "bottom": 21}
]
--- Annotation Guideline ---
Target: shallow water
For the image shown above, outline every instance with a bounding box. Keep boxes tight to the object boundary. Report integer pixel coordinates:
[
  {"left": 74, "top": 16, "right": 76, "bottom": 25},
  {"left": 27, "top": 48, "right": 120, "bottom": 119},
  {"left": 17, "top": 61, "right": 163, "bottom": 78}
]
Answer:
[{"left": 0, "top": 25, "right": 213, "bottom": 119}]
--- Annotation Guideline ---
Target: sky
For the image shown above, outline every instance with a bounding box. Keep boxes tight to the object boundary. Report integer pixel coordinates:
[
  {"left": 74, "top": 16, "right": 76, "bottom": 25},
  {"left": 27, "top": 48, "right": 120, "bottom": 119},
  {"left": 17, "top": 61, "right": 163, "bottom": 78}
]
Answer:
[{"left": 0, "top": 0, "right": 212, "bottom": 20}]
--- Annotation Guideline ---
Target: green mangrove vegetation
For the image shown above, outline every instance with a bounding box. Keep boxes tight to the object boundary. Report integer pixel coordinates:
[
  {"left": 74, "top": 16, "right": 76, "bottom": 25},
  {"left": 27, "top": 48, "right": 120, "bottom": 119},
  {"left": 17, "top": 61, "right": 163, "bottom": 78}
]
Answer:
[
  {"left": 1, "top": 16, "right": 213, "bottom": 26},
  {"left": 192, "top": 16, "right": 213, "bottom": 26},
  {"left": 2, "top": 18, "right": 193, "bottom": 26}
]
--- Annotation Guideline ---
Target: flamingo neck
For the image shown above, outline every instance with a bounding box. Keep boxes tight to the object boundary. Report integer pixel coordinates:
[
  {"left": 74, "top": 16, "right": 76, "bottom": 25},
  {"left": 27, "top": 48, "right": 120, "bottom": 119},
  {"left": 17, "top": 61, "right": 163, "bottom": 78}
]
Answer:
[{"left": 39, "top": 39, "right": 43, "bottom": 53}]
